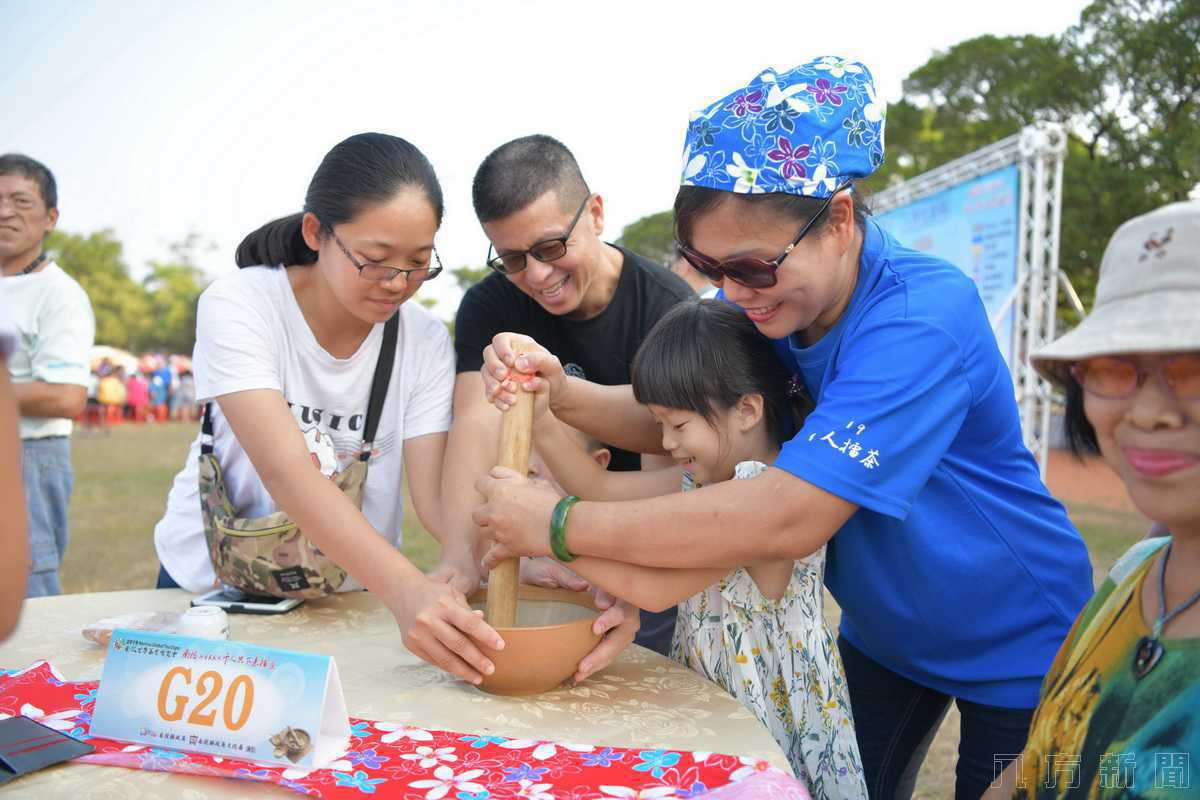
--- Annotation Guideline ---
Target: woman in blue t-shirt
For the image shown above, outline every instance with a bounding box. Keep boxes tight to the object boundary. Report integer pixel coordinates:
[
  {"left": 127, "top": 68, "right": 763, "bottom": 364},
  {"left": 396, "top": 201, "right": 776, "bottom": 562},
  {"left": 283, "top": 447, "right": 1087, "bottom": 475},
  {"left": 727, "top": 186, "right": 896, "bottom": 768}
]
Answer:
[{"left": 471, "top": 58, "right": 1093, "bottom": 799}]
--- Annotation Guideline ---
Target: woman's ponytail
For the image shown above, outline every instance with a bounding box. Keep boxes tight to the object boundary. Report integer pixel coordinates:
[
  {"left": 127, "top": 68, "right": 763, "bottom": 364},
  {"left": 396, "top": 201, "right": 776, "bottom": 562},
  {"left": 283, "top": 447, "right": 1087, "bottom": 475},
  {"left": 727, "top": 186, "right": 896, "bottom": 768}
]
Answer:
[{"left": 235, "top": 212, "right": 315, "bottom": 268}]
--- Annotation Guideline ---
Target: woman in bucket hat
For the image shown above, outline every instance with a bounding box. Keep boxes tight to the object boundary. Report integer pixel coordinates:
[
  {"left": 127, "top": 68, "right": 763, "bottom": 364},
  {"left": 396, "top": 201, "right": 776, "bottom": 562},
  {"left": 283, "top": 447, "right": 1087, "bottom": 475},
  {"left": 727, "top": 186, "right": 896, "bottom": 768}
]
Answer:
[
  {"left": 472, "top": 57, "right": 1093, "bottom": 799},
  {"left": 987, "top": 201, "right": 1200, "bottom": 798}
]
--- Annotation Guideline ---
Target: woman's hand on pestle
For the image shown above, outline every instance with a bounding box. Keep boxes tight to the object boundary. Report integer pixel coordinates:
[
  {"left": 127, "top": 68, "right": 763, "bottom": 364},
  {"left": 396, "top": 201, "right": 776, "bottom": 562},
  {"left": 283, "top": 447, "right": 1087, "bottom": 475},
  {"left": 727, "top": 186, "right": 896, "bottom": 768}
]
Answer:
[
  {"left": 473, "top": 466, "right": 559, "bottom": 564},
  {"left": 481, "top": 333, "right": 568, "bottom": 413},
  {"left": 575, "top": 590, "right": 640, "bottom": 683},
  {"left": 394, "top": 575, "right": 504, "bottom": 686}
]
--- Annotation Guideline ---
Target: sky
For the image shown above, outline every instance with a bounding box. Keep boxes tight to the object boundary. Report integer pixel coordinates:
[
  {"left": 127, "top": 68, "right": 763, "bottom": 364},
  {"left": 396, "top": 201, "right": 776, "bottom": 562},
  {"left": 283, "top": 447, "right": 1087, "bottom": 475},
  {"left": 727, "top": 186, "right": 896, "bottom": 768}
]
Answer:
[{"left": 2, "top": 0, "right": 1091, "bottom": 317}]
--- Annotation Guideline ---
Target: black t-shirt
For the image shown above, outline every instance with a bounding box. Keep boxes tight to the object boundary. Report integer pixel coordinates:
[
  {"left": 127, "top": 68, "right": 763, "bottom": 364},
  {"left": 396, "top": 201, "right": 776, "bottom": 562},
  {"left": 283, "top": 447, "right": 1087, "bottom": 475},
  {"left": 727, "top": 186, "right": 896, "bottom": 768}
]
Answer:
[
  {"left": 455, "top": 245, "right": 693, "bottom": 472},
  {"left": 454, "top": 245, "right": 693, "bottom": 657}
]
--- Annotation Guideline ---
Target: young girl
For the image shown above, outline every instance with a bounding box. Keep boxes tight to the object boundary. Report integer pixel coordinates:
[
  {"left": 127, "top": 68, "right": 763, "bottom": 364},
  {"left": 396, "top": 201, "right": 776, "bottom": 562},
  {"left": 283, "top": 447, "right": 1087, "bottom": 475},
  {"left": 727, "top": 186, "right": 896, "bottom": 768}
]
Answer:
[
  {"left": 152, "top": 133, "right": 503, "bottom": 684},
  {"left": 523, "top": 299, "right": 866, "bottom": 800}
]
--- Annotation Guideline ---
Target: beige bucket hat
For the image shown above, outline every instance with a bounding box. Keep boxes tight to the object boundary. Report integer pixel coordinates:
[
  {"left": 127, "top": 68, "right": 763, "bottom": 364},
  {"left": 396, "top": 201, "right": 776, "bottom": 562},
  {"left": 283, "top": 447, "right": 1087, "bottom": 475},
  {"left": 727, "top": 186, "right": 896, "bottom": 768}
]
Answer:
[{"left": 1033, "top": 199, "right": 1200, "bottom": 388}]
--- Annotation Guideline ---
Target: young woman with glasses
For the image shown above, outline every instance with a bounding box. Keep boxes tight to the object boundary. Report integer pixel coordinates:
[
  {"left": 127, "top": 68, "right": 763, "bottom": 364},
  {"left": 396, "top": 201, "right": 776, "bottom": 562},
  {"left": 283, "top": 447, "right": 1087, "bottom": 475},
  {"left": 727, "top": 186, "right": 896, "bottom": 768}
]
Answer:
[
  {"left": 470, "top": 60, "right": 1093, "bottom": 799},
  {"left": 987, "top": 200, "right": 1200, "bottom": 798},
  {"left": 151, "top": 133, "right": 504, "bottom": 684}
]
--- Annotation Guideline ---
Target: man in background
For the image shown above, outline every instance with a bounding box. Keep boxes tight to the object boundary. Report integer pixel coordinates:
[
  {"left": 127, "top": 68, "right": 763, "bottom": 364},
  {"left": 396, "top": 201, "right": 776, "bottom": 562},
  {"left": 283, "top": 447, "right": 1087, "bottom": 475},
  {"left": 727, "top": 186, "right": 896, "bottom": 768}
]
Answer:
[{"left": 0, "top": 154, "right": 95, "bottom": 596}]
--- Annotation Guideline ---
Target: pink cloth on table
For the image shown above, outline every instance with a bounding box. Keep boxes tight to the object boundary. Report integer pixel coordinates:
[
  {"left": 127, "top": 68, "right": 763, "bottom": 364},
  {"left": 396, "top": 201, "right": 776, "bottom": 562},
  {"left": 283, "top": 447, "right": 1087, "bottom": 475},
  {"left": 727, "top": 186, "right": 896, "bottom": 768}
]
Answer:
[{"left": 1, "top": 660, "right": 813, "bottom": 798}]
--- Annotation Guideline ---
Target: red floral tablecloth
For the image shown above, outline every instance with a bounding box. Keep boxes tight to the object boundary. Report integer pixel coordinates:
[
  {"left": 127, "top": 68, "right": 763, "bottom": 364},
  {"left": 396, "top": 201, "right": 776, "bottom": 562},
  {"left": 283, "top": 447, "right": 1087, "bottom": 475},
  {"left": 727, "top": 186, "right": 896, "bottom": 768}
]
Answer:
[{"left": 1, "top": 661, "right": 809, "bottom": 798}]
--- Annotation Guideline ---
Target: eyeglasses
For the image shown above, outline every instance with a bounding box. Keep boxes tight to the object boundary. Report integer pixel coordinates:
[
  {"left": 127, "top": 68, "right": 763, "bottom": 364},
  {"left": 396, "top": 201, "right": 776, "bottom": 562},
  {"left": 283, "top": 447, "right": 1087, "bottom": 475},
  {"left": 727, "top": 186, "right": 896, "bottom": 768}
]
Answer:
[
  {"left": 675, "top": 182, "right": 851, "bottom": 290},
  {"left": 485, "top": 193, "right": 591, "bottom": 275},
  {"left": 1071, "top": 354, "right": 1200, "bottom": 400},
  {"left": 0, "top": 193, "right": 39, "bottom": 212},
  {"left": 332, "top": 232, "right": 443, "bottom": 284}
]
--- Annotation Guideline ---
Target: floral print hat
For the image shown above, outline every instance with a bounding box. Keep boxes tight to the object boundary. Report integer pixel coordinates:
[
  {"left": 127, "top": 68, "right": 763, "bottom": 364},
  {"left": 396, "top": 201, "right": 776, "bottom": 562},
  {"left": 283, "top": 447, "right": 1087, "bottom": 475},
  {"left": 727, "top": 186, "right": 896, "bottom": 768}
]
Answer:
[{"left": 681, "top": 56, "right": 885, "bottom": 197}]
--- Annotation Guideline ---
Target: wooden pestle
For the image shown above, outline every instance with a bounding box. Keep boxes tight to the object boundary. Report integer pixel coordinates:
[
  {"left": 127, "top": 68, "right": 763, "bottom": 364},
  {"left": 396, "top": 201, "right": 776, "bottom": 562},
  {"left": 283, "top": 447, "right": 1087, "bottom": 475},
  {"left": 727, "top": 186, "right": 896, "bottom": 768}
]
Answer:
[{"left": 484, "top": 346, "right": 536, "bottom": 628}]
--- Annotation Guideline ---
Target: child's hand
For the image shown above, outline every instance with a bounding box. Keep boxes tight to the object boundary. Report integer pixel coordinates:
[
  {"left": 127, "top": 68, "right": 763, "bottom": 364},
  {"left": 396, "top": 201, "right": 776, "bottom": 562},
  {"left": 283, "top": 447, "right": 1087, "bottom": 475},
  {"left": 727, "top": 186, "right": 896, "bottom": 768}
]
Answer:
[
  {"left": 481, "top": 333, "right": 567, "bottom": 412},
  {"left": 427, "top": 547, "right": 483, "bottom": 597},
  {"left": 519, "top": 556, "right": 589, "bottom": 591},
  {"left": 574, "top": 591, "right": 640, "bottom": 683},
  {"left": 530, "top": 381, "right": 552, "bottom": 424}
]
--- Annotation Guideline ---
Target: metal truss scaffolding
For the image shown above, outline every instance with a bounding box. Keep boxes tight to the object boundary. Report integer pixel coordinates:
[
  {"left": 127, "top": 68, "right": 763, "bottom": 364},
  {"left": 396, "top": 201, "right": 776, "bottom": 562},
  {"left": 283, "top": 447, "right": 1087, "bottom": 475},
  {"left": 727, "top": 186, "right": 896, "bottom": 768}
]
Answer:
[{"left": 871, "top": 123, "right": 1067, "bottom": 476}]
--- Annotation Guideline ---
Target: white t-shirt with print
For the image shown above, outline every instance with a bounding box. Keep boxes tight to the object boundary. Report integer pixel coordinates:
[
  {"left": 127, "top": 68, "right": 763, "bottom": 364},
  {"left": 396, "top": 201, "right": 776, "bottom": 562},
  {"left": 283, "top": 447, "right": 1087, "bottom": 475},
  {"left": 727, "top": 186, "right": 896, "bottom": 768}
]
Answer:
[
  {"left": 0, "top": 262, "right": 96, "bottom": 439},
  {"left": 154, "top": 265, "right": 454, "bottom": 592}
]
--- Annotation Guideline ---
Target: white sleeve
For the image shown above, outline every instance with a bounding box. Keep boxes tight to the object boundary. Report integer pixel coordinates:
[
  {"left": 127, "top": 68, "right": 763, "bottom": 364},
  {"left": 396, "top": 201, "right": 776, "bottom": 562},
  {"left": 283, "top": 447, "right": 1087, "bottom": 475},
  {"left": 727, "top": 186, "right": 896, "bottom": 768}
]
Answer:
[
  {"left": 30, "top": 281, "right": 94, "bottom": 386},
  {"left": 193, "top": 278, "right": 281, "bottom": 400},
  {"left": 401, "top": 310, "right": 454, "bottom": 440}
]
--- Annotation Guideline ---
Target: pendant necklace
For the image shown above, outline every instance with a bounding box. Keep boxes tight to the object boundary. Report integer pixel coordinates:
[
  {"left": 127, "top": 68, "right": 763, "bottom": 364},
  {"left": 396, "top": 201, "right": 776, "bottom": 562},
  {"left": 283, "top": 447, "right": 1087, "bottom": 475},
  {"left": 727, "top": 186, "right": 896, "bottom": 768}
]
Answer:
[{"left": 1132, "top": 540, "right": 1200, "bottom": 679}]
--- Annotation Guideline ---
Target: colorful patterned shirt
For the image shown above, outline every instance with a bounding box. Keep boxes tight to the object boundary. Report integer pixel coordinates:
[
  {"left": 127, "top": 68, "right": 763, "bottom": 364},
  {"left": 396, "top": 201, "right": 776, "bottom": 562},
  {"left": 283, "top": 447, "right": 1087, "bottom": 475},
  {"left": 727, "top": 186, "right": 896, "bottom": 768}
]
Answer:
[
  {"left": 672, "top": 461, "right": 867, "bottom": 800},
  {"left": 1014, "top": 537, "right": 1200, "bottom": 798}
]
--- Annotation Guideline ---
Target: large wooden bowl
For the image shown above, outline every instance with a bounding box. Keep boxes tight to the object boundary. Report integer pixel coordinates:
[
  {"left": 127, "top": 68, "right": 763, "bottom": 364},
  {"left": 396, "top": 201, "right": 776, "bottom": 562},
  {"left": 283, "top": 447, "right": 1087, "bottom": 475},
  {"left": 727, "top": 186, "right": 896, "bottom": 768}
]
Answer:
[{"left": 468, "top": 584, "right": 601, "bottom": 696}]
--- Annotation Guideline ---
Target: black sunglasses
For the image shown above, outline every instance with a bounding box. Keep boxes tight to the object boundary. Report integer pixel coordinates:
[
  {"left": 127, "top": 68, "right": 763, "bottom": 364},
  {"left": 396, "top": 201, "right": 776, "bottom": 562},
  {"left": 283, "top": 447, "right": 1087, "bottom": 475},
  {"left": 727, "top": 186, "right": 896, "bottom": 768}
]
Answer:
[
  {"left": 485, "top": 193, "right": 591, "bottom": 274},
  {"left": 333, "top": 232, "right": 443, "bottom": 284},
  {"left": 676, "top": 182, "right": 851, "bottom": 289}
]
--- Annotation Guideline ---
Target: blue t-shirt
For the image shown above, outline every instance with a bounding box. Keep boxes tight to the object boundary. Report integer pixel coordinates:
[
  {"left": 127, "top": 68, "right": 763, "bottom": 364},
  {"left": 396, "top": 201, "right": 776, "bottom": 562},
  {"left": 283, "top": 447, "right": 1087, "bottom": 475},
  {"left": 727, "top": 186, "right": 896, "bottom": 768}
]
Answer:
[
  {"left": 767, "top": 219, "right": 1093, "bottom": 708},
  {"left": 149, "top": 369, "right": 170, "bottom": 405}
]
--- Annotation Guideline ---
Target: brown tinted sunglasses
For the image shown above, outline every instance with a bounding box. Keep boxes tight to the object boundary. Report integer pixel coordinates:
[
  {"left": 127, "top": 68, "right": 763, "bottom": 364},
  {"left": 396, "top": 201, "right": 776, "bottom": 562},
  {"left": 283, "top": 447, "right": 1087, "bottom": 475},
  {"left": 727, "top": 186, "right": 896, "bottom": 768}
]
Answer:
[{"left": 676, "top": 182, "right": 848, "bottom": 289}]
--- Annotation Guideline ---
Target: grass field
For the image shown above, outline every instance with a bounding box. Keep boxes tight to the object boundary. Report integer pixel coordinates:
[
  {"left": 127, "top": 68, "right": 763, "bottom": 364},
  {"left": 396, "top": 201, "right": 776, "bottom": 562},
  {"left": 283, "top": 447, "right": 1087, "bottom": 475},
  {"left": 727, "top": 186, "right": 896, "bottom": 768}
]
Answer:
[{"left": 57, "top": 422, "right": 1149, "bottom": 798}]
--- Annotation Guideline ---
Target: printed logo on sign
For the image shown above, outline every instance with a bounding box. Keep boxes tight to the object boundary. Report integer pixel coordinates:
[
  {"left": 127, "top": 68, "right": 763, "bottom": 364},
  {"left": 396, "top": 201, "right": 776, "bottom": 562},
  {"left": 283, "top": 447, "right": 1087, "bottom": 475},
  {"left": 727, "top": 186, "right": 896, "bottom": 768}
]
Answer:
[{"left": 90, "top": 630, "right": 350, "bottom": 768}]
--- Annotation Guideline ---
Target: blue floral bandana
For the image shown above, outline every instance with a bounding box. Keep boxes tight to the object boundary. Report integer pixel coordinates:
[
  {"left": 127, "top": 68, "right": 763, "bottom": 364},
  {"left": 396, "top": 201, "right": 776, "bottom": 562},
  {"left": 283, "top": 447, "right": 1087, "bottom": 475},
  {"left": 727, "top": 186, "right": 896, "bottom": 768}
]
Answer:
[{"left": 681, "top": 56, "right": 885, "bottom": 197}]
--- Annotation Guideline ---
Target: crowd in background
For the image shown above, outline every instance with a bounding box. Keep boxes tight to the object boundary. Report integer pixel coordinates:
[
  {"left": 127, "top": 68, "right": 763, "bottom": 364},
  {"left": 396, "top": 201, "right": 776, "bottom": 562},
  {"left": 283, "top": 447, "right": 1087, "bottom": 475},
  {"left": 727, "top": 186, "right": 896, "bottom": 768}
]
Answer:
[{"left": 86, "top": 354, "right": 197, "bottom": 428}]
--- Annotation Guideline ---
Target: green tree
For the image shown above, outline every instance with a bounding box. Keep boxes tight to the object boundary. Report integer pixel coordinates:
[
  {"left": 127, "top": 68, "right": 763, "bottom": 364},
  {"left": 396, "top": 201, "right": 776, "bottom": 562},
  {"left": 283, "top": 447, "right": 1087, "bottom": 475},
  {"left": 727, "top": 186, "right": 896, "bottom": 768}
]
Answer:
[
  {"left": 137, "top": 233, "right": 213, "bottom": 353},
  {"left": 47, "top": 228, "right": 149, "bottom": 349},
  {"left": 616, "top": 210, "right": 674, "bottom": 264},
  {"left": 140, "top": 263, "right": 206, "bottom": 353},
  {"left": 865, "top": 0, "right": 1200, "bottom": 315},
  {"left": 442, "top": 265, "right": 493, "bottom": 339},
  {"left": 46, "top": 229, "right": 212, "bottom": 353},
  {"left": 450, "top": 264, "right": 491, "bottom": 290}
]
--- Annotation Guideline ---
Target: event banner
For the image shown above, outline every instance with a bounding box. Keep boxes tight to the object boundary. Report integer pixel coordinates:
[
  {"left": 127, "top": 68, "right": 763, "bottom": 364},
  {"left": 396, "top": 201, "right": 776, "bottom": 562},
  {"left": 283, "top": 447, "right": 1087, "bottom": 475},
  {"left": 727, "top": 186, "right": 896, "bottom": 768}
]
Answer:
[
  {"left": 90, "top": 630, "right": 349, "bottom": 768},
  {"left": 876, "top": 164, "right": 1021, "bottom": 366}
]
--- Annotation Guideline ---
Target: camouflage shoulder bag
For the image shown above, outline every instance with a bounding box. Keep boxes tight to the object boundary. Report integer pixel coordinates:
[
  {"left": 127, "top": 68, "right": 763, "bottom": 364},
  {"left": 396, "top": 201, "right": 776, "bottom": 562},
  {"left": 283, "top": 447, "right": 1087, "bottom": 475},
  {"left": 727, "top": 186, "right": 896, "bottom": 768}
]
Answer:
[{"left": 197, "top": 311, "right": 399, "bottom": 599}]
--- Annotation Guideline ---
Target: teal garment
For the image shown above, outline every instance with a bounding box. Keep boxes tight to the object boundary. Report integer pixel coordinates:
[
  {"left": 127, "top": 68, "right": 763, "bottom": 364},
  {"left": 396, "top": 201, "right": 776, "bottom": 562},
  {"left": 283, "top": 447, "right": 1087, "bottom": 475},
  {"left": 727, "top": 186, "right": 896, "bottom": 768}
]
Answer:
[{"left": 1015, "top": 538, "right": 1200, "bottom": 797}]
